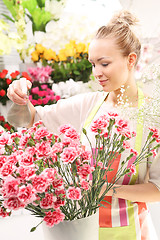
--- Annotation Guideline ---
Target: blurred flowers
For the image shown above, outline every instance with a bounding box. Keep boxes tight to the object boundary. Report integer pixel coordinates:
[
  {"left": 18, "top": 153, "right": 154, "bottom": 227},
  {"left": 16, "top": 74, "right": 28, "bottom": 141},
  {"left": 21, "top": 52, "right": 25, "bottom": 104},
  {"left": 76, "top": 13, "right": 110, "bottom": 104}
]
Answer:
[
  {"left": 0, "top": 69, "right": 31, "bottom": 106},
  {"left": 29, "top": 84, "right": 60, "bottom": 106},
  {"left": 0, "top": 115, "right": 16, "bottom": 132},
  {"left": 31, "top": 41, "right": 92, "bottom": 83}
]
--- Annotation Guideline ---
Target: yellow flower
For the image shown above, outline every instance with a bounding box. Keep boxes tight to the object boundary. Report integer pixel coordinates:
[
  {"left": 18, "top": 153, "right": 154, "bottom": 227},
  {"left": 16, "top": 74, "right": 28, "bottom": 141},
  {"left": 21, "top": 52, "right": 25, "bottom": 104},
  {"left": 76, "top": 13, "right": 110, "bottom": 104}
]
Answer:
[
  {"left": 31, "top": 51, "right": 39, "bottom": 62},
  {"left": 43, "top": 49, "right": 58, "bottom": 61},
  {"left": 57, "top": 49, "right": 67, "bottom": 61},
  {"left": 76, "top": 43, "right": 86, "bottom": 54},
  {"left": 35, "top": 44, "right": 45, "bottom": 54}
]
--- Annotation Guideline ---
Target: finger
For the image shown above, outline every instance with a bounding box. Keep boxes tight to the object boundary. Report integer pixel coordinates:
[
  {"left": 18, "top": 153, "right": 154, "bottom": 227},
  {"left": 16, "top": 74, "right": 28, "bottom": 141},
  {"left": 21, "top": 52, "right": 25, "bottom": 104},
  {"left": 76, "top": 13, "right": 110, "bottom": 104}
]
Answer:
[
  {"left": 7, "top": 82, "right": 27, "bottom": 105},
  {"left": 12, "top": 80, "right": 28, "bottom": 99}
]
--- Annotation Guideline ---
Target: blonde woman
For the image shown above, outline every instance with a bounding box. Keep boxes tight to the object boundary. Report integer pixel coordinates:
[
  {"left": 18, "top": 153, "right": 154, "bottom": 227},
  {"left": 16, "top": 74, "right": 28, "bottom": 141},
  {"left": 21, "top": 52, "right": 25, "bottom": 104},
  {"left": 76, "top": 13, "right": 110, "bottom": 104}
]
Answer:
[{"left": 7, "top": 10, "right": 160, "bottom": 240}]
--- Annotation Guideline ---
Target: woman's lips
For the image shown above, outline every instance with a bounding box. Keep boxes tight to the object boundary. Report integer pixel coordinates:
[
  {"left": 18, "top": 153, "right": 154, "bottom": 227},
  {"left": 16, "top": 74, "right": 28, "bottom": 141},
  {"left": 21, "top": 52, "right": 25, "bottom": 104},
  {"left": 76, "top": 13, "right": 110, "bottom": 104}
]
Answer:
[{"left": 98, "top": 79, "right": 109, "bottom": 86}]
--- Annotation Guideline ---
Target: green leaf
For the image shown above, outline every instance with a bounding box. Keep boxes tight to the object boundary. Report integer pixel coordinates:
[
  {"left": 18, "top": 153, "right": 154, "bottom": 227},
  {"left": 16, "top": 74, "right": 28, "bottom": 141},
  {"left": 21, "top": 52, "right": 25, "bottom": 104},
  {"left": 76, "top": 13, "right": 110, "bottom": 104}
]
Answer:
[{"left": 1, "top": 13, "right": 14, "bottom": 22}]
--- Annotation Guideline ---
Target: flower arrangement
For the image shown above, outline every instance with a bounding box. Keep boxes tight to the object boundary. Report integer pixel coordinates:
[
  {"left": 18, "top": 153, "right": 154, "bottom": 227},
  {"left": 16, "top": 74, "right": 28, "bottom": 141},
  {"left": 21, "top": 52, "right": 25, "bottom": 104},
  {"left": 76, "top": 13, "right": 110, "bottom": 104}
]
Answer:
[
  {"left": 0, "top": 115, "right": 16, "bottom": 132},
  {"left": 31, "top": 41, "right": 92, "bottom": 83},
  {"left": 0, "top": 112, "right": 159, "bottom": 231},
  {"left": 0, "top": 69, "right": 31, "bottom": 106},
  {"left": 29, "top": 84, "right": 61, "bottom": 106}
]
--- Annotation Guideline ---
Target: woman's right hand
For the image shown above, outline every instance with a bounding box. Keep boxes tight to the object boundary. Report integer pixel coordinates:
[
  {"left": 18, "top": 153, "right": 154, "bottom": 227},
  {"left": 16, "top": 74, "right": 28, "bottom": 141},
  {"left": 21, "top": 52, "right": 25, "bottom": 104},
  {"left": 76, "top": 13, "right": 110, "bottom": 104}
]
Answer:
[{"left": 7, "top": 80, "right": 32, "bottom": 105}]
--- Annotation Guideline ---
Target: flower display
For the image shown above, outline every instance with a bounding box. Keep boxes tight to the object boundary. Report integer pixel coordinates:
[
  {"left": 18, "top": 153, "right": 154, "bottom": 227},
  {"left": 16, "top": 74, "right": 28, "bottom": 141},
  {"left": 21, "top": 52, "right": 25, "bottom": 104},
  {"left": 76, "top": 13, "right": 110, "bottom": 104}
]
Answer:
[
  {"left": 0, "top": 115, "right": 16, "bottom": 132},
  {"left": 0, "top": 69, "right": 31, "bottom": 106},
  {"left": 29, "top": 84, "right": 61, "bottom": 106},
  {"left": 33, "top": 12, "right": 99, "bottom": 53},
  {"left": 28, "top": 65, "right": 53, "bottom": 84},
  {"left": 0, "top": 112, "right": 159, "bottom": 231},
  {"left": 31, "top": 41, "right": 92, "bottom": 83}
]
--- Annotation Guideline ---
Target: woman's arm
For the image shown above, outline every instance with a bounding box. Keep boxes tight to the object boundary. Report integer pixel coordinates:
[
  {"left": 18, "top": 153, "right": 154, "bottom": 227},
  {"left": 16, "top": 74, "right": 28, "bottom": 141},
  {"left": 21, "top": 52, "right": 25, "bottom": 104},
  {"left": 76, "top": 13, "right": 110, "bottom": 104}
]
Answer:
[{"left": 105, "top": 182, "right": 160, "bottom": 202}]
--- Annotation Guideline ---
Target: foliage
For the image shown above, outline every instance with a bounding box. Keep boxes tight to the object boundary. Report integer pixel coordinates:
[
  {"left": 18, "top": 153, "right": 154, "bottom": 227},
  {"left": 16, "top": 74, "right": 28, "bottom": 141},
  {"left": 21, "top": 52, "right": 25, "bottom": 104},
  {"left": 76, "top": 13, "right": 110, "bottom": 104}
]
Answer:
[
  {"left": 31, "top": 41, "right": 92, "bottom": 83},
  {"left": 2, "top": 0, "right": 66, "bottom": 33},
  {"left": 0, "top": 113, "right": 159, "bottom": 231}
]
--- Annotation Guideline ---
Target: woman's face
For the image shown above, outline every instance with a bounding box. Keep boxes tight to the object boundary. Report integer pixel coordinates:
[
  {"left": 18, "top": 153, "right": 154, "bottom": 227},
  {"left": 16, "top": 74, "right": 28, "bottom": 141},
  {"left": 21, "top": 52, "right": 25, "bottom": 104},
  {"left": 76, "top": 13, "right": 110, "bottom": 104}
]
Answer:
[{"left": 88, "top": 38, "right": 130, "bottom": 92}]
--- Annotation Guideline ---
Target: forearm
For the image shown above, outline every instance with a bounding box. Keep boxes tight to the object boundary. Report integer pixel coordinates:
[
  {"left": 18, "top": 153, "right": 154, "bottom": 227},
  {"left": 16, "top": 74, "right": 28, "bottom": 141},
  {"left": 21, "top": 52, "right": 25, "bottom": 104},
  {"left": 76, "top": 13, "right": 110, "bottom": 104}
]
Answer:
[{"left": 105, "top": 182, "right": 160, "bottom": 202}]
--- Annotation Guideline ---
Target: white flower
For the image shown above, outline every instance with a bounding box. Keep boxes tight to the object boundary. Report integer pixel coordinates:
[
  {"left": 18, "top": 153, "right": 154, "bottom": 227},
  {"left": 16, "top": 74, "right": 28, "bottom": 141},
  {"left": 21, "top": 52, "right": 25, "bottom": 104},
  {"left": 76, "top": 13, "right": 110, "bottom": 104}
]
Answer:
[{"left": 45, "top": 0, "right": 66, "bottom": 19}]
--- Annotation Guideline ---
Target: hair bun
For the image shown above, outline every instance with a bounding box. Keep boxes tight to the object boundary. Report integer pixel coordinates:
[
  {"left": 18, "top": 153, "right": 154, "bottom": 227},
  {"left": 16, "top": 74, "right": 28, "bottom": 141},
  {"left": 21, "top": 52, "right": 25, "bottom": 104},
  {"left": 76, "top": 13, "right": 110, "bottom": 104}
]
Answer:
[{"left": 110, "top": 10, "right": 139, "bottom": 27}]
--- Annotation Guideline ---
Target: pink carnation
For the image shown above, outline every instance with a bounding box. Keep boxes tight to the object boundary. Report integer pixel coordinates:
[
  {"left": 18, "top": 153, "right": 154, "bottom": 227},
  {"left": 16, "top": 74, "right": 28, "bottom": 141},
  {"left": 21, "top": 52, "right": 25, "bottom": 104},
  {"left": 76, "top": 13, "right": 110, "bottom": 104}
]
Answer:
[
  {"left": 67, "top": 187, "right": 82, "bottom": 200},
  {"left": 60, "top": 147, "right": 79, "bottom": 164},
  {"left": 40, "top": 193, "right": 56, "bottom": 209},
  {"left": 44, "top": 209, "right": 65, "bottom": 227},
  {"left": 130, "top": 164, "right": 136, "bottom": 175}
]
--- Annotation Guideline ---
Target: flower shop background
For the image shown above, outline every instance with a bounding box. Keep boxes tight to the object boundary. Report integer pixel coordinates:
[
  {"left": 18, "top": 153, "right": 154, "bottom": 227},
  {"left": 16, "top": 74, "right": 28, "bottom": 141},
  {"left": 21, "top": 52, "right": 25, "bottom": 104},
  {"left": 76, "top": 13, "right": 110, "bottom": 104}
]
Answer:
[{"left": 0, "top": 0, "right": 160, "bottom": 239}]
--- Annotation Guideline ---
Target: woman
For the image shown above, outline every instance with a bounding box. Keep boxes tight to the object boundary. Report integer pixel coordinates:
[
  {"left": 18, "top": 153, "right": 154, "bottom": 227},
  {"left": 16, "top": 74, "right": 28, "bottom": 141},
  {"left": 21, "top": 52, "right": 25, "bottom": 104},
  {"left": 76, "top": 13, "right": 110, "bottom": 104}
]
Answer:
[{"left": 7, "top": 10, "right": 160, "bottom": 240}]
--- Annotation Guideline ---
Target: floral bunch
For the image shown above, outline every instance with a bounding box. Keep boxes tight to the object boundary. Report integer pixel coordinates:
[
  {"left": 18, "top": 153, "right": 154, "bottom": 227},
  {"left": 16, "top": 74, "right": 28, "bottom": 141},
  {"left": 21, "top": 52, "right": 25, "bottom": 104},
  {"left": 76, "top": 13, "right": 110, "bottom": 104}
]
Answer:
[
  {"left": 31, "top": 40, "right": 92, "bottom": 83},
  {"left": 29, "top": 84, "right": 60, "bottom": 106},
  {"left": 0, "top": 113, "right": 159, "bottom": 231},
  {"left": 0, "top": 115, "right": 16, "bottom": 132},
  {"left": 0, "top": 69, "right": 31, "bottom": 105},
  {"left": 28, "top": 65, "right": 53, "bottom": 84}
]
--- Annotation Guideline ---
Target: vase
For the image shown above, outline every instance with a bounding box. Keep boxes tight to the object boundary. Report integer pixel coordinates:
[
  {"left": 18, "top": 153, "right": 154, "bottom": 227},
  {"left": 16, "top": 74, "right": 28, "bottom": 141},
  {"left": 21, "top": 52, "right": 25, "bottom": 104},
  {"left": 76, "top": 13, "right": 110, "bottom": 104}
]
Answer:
[{"left": 42, "top": 210, "right": 99, "bottom": 240}]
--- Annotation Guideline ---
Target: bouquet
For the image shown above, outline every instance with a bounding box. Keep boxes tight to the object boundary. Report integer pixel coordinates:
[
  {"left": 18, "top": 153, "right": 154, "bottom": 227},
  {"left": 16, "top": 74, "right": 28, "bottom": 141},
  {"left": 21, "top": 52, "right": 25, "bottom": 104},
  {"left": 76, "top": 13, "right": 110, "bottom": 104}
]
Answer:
[
  {"left": 31, "top": 41, "right": 92, "bottom": 83},
  {"left": 0, "top": 69, "right": 31, "bottom": 106},
  {"left": 0, "top": 112, "right": 159, "bottom": 232}
]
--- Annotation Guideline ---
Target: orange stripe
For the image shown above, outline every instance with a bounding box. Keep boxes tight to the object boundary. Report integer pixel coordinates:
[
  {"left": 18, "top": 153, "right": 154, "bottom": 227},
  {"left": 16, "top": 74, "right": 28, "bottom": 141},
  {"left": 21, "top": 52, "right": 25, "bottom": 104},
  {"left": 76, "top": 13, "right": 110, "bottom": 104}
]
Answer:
[
  {"left": 137, "top": 202, "right": 148, "bottom": 240},
  {"left": 99, "top": 154, "right": 121, "bottom": 228}
]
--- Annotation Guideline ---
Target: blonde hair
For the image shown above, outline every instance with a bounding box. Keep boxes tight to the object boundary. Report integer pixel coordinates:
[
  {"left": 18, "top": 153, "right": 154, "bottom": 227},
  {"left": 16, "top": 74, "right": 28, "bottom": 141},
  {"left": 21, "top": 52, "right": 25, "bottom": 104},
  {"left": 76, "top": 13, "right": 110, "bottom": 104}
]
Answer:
[{"left": 95, "top": 10, "right": 141, "bottom": 65}]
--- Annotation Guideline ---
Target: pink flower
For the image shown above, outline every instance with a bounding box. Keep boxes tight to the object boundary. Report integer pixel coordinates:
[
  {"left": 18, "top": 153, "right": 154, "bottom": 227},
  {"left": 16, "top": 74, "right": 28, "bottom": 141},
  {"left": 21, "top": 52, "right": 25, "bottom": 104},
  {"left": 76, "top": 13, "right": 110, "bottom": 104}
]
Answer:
[
  {"left": 17, "top": 166, "right": 35, "bottom": 180},
  {"left": 64, "top": 127, "right": 80, "bottom": 141},
  {"left": 44, "top": 209, "right": 65, "bottom": 227},
  {"left": 67, "top": 187, "right": 82, "bottom": 200},
  {"left": 32, "top": 174, "right": 49, "bottom": 193},
  {"left": 77, "top": 164, "right": 93, "bottom": 179},
  {"left": 3, "top": 197, "right": 25, "bottom": 210},
  {"left": 1, "top": 176, "right": 20, "bottom": 198},
  {"left": 0, "top": 132, "right": 12, "bottom": 145},
  {"left": 52, "top": 178, "right": 64, "bottom": 189},
  {"left": 18, "top": 184, "right": 36, "bottom": 204},
  {"left": 151, "top": 149, "right": 157, "bottom": 157},
  {"left": 130, "top": 164, "right": 136, "bottom": 175},
  {"left": 81, "top": 150, "right": 92, "bottom": 161},
  {"left": 0, "top": 162, "right": 14, "bottom": 177},
  {"left": 40, "top": 193, "right": 56, "bottom": 209},
  {"left": 53, "top": 197, "right": 65, "bottom": 209},
  {"left": 91, "top": 115, "right": 108, "bottom": 134},
  {"left": 130, "top": 148, "right": 138, "bottom": 156},
  {"left": 149, "top": 127, "right": 159, "bottom": 139},
  {"left": 80, "top": 180, "right": 89, "bottom": 190},
  {"left": 60, "top": 147, "right": 79, "bottom": 164},
  {"left": 0, "top": 207, "right": 11, "bottom": 218},
  {"left": 123, "top": 141, "right": 131, "bottom": 149},
  {"left": 34, "top": 126, "right": 50, "bottom": 140},
  {"left": 36, "top": 141, "right": 52, "bottom": 158},
  {"left": 58, "top": 124, "right": 72, "bottom": 134}
]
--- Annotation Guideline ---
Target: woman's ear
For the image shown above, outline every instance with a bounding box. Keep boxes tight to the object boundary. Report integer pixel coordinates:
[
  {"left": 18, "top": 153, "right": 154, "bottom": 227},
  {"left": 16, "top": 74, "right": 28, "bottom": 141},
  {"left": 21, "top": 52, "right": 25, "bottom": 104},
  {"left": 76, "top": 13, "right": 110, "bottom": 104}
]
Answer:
[{"left": 127, "top": 52, "right": 137, "bottom": 70}]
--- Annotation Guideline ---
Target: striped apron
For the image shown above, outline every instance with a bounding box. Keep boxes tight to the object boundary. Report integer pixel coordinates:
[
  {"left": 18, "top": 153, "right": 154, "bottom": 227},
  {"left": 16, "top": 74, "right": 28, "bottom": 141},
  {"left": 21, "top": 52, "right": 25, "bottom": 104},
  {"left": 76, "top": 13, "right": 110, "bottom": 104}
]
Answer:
[{"left": 81, "top": 89, "right": 149, "bottom": 240}]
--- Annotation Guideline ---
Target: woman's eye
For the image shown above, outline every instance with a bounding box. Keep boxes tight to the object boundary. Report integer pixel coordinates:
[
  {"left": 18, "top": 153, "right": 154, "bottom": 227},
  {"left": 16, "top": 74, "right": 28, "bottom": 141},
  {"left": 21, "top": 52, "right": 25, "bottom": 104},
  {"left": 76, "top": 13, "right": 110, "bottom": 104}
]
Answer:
[{"left": 102, "top": 63, "right": 109, "bottom": 67}]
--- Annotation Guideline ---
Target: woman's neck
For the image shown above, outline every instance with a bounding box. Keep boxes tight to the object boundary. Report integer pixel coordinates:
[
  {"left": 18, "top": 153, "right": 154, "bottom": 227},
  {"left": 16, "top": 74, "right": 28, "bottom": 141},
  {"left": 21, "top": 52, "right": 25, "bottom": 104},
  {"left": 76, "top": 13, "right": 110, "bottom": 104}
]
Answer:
[{"left": 106, "top": 82, "right": 138, "bottom": 107}]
